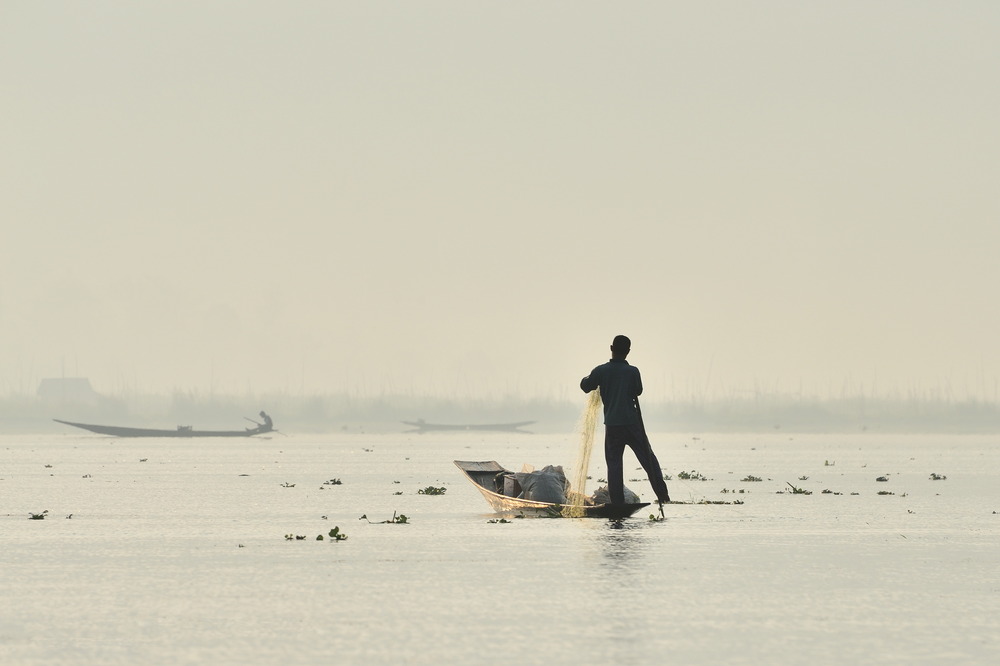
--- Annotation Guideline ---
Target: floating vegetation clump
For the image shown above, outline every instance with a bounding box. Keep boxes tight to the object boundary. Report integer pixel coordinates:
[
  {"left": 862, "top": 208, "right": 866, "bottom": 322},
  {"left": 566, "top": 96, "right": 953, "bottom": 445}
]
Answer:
[
  {"left": 487, "top": 518, "right": 511, "bottom": 524},
  {"left": 286, "top": 527, "right": 348, "bottom": 541},
  {"left": 360, "top": 511, "right": 408, "bottom": 524},
  {"left": 281, "top": 482, "right": 295, "bottom": 488},
  {"left": 876, "top": 476, "right": 889, "bottom": 482},
  {"left": 784, "top": 482, "right": 812, "bottom": 495},
  {"left": 877, "top": 490, "right": 895, "bottom": 496},
  {"left": 821, "top": 489, "right": 843, "bottom": 495},
  {"left": 29, "top": 510, "right": 48, "bottom": 520},
  {"left": 323, "top": 478, "right": 342, "bottom": 486},
  {"left": 741, "top": 475, "right": 763, "bottom": 482},
  {"left": 418, "top": 486, "right": 446, "bottom": 495},
  {"left": 678, "top": 470, "right": 709, "bottom": 481},
  {"left": 929, "top": 473, "right": 947, "bottom": 481}
]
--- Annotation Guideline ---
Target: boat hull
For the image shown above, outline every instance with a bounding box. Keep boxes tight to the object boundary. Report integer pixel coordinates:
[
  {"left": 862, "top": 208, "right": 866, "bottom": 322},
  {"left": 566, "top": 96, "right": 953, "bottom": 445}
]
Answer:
[
  {"left": 454, "top": 460, "right": 651, "bottom": 519},
  {"left": 404, "top": 421, "right": 535, "bottom": 433},
  {"left": 54, "top": 419, "right": 270, "bottom": 438}
]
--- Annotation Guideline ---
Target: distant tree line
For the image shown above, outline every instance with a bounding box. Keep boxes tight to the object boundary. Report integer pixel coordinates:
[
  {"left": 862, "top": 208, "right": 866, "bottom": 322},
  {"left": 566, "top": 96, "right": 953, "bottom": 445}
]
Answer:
[{"left": 3, "top": 389, "right": 1000, "bottom": 434}]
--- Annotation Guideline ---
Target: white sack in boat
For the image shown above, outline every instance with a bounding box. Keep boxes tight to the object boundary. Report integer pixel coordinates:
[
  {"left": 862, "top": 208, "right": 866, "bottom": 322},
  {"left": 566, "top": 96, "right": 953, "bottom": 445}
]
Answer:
[{"left": 591, "top": 485, "right": 640, "bottom": 505}]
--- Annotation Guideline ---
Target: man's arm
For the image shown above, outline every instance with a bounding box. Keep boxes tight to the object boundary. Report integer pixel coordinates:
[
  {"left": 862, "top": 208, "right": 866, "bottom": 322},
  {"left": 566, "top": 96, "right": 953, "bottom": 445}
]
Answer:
[
  {"left": 633, "top": 367, "right": 643, "bottom": 397},
  {"left": 580, "top": 368, "right": 600, "bottom": 393}
]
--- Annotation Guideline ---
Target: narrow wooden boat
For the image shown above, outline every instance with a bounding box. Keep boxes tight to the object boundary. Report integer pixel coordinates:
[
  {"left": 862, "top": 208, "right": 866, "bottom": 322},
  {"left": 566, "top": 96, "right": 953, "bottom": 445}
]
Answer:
[
  {"left": 404, "top": 420, "right": 535, "bottom": 433},
  {"left": 454, "top": 460, "right": 650, "bottom": 519},
  {"left": 54, "top": 418, "right": 273, "bottom": 438}
]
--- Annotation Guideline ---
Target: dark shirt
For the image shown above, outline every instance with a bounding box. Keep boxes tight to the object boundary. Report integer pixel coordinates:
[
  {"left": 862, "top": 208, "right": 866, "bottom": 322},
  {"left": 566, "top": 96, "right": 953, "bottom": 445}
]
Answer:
[{"left": 580, "top": 359, "right": 643, "bottom": 426}]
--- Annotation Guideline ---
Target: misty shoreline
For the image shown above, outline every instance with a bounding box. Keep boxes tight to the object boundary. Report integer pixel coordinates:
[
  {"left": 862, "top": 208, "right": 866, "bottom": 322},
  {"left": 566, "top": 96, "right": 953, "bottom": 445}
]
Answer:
[{"left": 4, "top": 391, "right": 1000, "bottom": 435}]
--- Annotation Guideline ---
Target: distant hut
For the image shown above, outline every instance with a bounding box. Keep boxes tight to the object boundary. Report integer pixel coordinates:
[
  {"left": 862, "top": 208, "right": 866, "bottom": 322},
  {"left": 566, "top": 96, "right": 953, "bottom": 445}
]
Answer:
[{"left": 36, "top": 377, "right": 101, "bottom": 407}]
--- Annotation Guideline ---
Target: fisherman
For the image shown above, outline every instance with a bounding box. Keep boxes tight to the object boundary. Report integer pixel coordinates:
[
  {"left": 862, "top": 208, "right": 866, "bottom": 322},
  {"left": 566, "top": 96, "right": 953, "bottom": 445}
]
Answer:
[
  {"left": 580, "top": 335, "right": 670, "bottom": 511},
  {"left": 259, "top": 411, "right": 273, "bottom": 431}
]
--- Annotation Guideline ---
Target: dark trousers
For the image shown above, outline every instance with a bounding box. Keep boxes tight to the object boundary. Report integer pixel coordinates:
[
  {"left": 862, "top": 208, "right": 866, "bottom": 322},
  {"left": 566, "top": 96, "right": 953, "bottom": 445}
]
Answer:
[{"left": 605, "top": 423, "right": 670, "bottom": 505}]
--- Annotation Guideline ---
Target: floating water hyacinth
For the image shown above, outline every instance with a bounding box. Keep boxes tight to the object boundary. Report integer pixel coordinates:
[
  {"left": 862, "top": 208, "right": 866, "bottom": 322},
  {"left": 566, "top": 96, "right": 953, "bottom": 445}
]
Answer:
[{"left": 360, "top": 512, "right": 408, "bottom": 524}]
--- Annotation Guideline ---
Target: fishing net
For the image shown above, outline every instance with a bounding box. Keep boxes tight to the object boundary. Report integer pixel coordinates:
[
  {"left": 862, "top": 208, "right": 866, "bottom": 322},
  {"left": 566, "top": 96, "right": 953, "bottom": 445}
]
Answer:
[{"left": 562, "top": 390, "right": 601, "bottom": 517}]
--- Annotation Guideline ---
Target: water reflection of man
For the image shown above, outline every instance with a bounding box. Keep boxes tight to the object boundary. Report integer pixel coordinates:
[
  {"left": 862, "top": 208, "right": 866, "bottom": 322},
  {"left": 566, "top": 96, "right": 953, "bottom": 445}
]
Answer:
[{"left": 580, "top": 335, "right": 670, "bottom": 512}]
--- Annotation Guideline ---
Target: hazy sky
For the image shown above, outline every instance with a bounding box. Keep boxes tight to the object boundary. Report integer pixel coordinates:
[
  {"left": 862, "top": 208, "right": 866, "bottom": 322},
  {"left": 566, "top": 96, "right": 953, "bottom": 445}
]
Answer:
[{"left": 3, "top": 2, "right": 999, "bottom": 402}]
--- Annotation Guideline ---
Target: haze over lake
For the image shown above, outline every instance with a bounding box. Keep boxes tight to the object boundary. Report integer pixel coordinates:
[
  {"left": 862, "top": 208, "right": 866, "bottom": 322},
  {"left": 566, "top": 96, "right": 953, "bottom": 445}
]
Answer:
[
  {"left": 5, "top": 6, "right": 1000, "bottom": 665},
  {"left": 3, "top": 2, "right": 1000, "bottom": 406}
]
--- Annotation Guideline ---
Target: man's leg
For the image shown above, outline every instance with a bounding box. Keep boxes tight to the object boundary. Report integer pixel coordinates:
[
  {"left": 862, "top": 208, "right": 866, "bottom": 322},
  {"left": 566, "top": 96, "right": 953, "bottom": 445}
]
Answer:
[
  {"left": 626, "top": 424, "right": 670, "bottom": 503},
  {"left": 604, "top": 426, "right": 628, "bottom": 505}
]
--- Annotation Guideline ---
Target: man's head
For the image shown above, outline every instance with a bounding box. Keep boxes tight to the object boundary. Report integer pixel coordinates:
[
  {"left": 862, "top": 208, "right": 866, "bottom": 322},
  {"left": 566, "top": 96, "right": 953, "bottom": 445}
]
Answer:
[{"left": 610, "top": 334, "right": 631, "bottom": 359}]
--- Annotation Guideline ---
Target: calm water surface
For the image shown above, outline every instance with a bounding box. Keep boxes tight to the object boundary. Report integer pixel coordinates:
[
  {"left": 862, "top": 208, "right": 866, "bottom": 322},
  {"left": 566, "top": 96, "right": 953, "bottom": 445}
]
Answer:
[{"left": 2, "top": 431, "right": 998, "bottom": 665}]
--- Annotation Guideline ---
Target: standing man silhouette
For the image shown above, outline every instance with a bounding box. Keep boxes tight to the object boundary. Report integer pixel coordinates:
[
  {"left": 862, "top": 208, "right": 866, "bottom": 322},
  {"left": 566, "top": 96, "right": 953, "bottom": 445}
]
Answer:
[{"left": 580, "top": 335, "right": 671, "bottom": 510}]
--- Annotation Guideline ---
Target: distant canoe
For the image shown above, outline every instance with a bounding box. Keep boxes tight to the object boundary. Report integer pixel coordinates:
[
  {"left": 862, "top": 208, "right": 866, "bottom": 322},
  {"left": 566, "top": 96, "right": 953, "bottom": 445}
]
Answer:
[
  {"left": 54, "top": 419, "right": 273, "bottom": 438},
  {"left": 403, "top": 420, "right": 535, "bottom": 433},
  {"left": 454, "top": 460, "right": 650, "bottom": 519}
]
